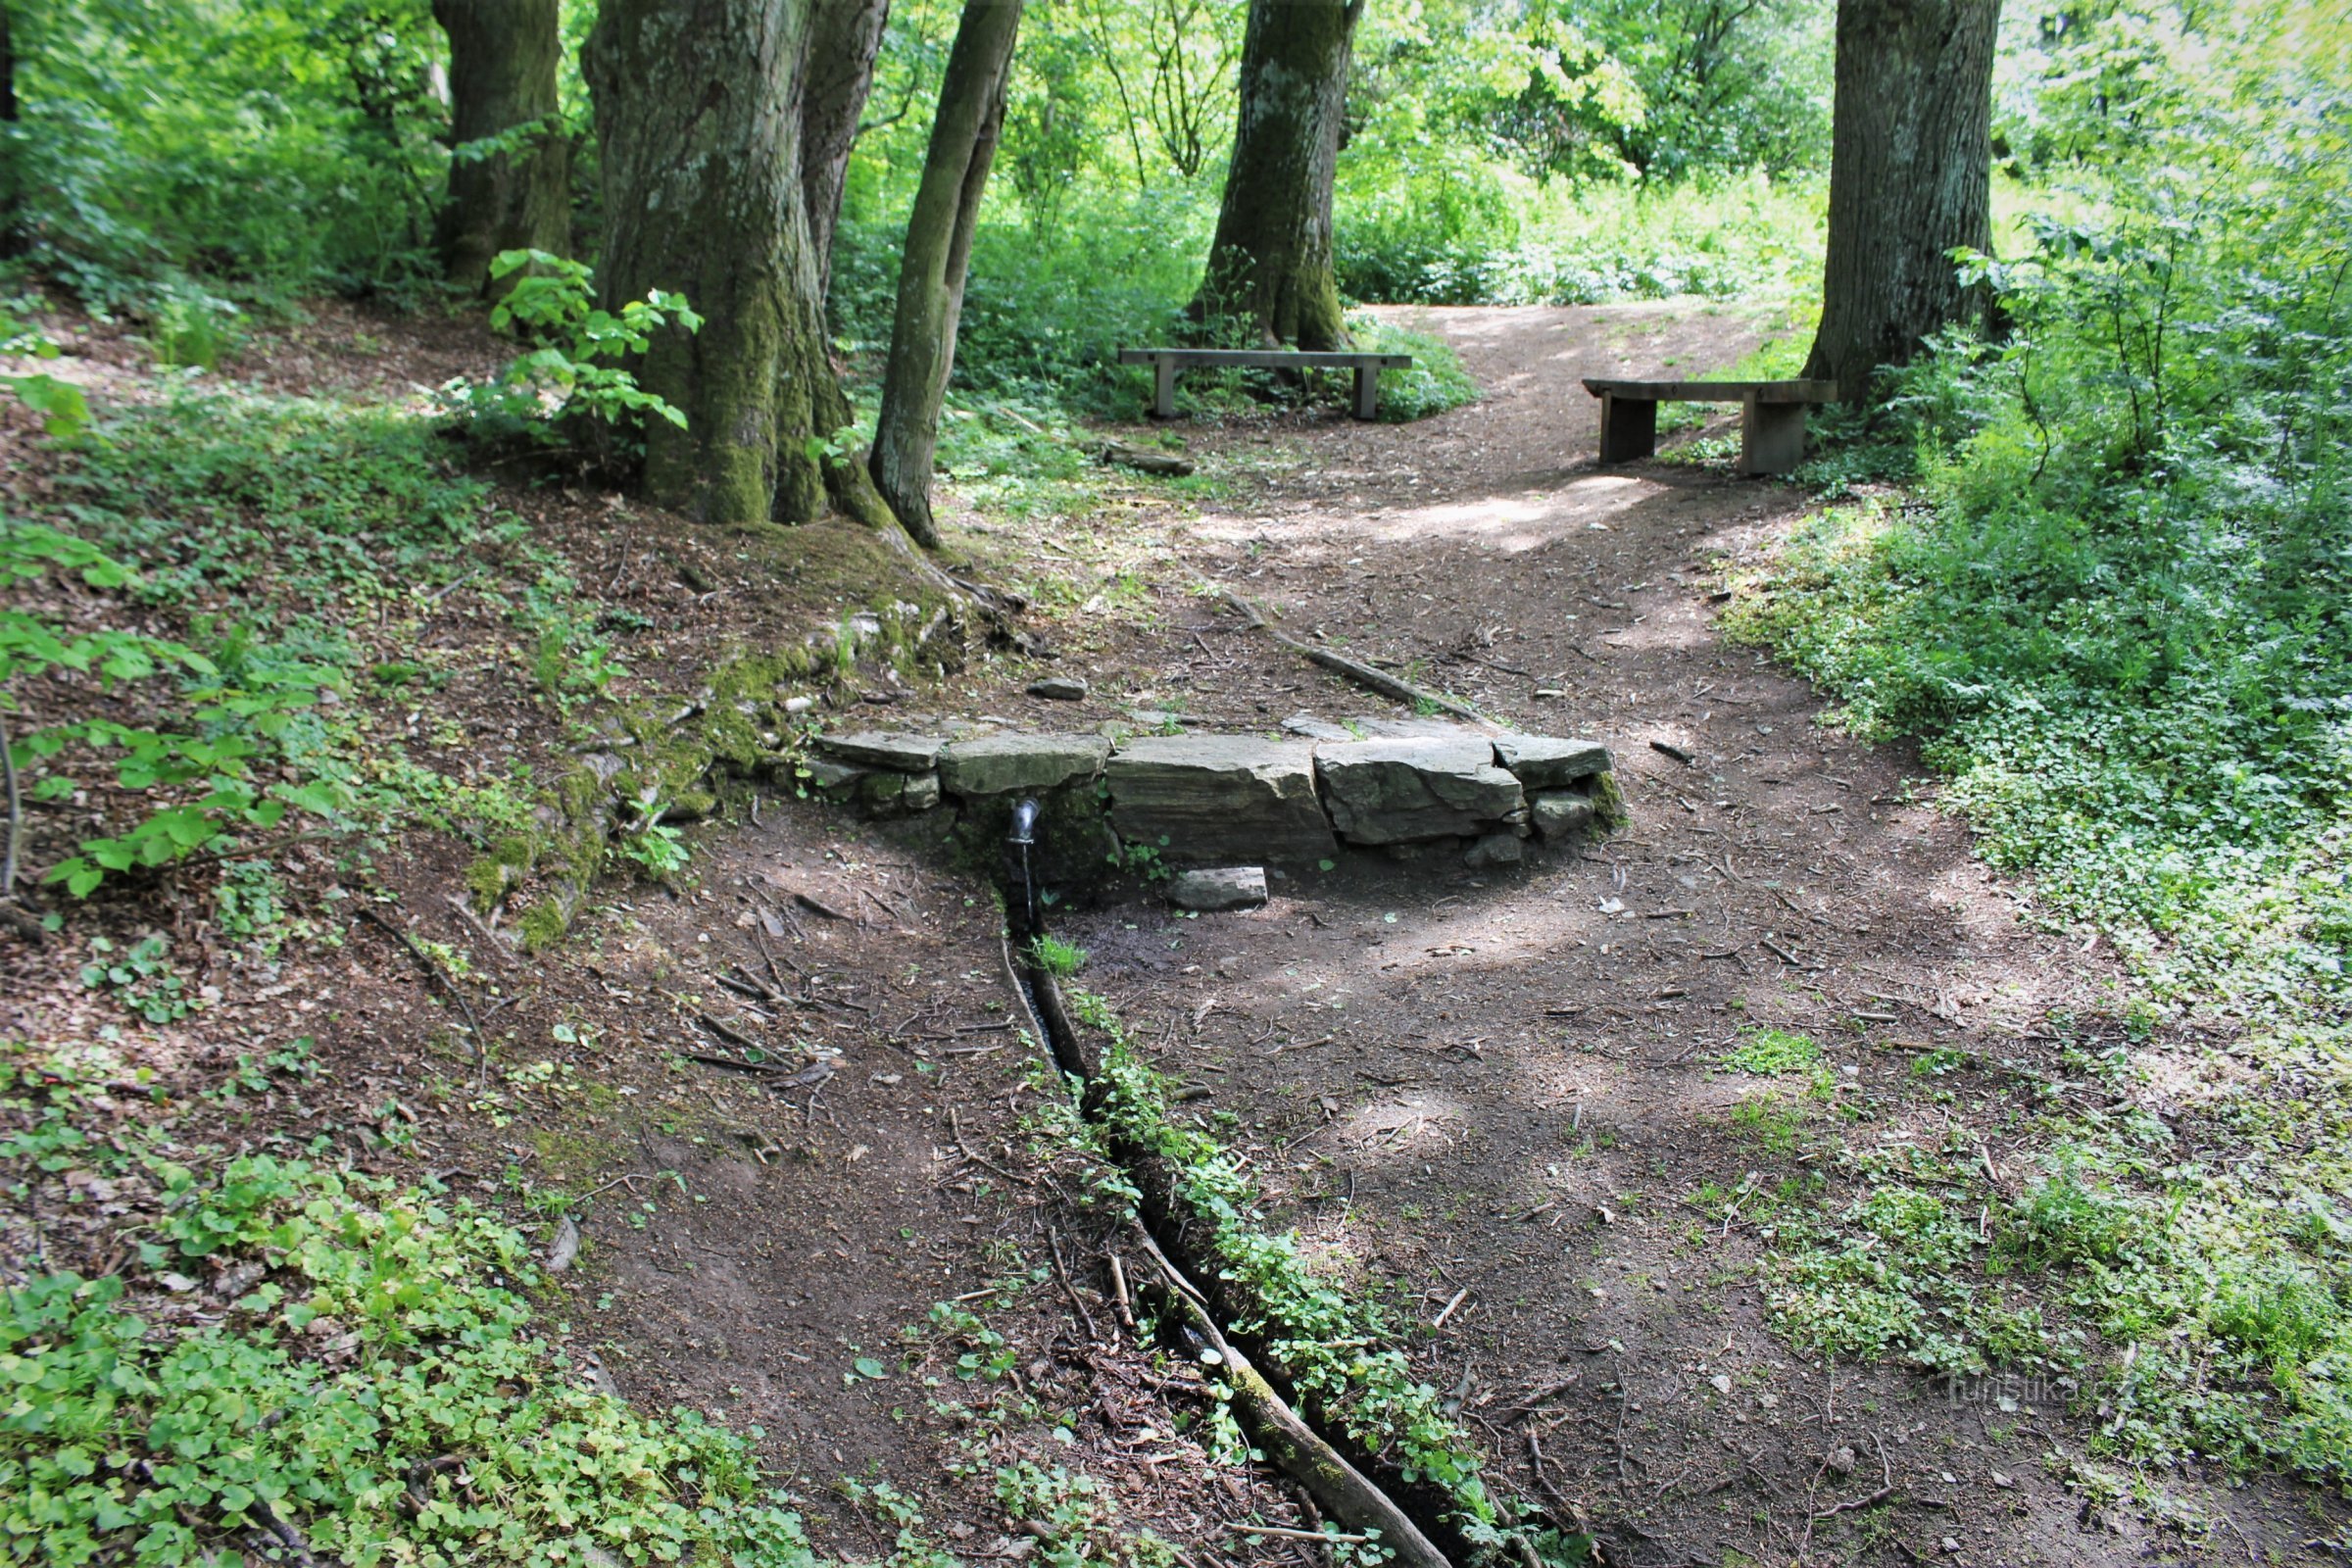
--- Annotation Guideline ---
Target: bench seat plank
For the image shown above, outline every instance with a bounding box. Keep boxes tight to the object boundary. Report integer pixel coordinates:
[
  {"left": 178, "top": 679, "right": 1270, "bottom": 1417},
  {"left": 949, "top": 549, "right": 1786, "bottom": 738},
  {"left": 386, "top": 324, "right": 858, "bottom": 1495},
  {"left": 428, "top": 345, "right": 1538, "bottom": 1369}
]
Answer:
[
  {"left": 1581, "top": 377, "right": 1837, "bottom": 403},
  {"left": 1119, "top": 345, "right": 1414, "bottom": 419},
  {"left": 1120, "top": 348, "right": 1414, "bottom": 369}
]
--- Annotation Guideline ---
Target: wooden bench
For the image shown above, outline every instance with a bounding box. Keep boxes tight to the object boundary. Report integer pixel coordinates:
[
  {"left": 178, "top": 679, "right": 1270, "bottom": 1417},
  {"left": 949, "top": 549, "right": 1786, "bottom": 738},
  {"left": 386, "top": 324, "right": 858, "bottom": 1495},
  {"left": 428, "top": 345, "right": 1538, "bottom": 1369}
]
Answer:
[
  {"left": 1583, "top": 378, "right": 1838, "bottom": 475},
  {"left": 1119, "top": 347, "right": 1414, "bottom": 420}
]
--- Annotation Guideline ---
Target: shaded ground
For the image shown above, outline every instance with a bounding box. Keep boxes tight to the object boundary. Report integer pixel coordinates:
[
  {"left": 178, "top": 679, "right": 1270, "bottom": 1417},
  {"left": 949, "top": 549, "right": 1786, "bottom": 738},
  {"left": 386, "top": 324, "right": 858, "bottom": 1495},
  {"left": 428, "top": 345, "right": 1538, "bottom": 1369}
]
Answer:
[
  {"left": 8, "top": 296, "right": 2341, "bottom": 1566},
  {"left": 912, "top": 302, "right": 2346, "bottom": 1564}
]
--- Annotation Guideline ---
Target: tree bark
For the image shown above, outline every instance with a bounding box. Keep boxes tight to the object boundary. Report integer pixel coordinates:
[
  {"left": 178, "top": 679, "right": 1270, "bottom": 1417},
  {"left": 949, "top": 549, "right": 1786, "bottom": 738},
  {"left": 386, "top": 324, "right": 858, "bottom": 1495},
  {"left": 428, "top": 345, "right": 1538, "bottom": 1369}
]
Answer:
[
  {"left": 1, "top": 0, "right": 22, "bottom": 259},
  {"left": 431, "top": 0, "right": 571, "bottom": 295},
  {"left": 584, "top": 0, "right": 894, "bottom": 527},
  {"left": 803, "top": 0, "right": 892, "bottom": 302},
  {"left": 1802, "top": 0, "right": 2001, "bottom": 401},
  {"left": 1190, "top": 0, "right": 1360, "bottom": 350},
  {"left": 868, "top": 0, "right": 1022, "bottom": 548}
]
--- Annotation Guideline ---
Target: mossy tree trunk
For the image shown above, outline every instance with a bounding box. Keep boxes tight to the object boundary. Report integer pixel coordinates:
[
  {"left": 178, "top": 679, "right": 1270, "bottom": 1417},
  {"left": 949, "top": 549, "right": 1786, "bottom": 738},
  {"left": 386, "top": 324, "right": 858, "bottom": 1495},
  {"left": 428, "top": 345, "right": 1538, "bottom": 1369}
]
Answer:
[
  {"left": 1190, "top": 0, "right": 1361, "bottom": 350},
  {"left": 868, "top": 0, "right": 1022, "bottom": 548},
  {"left": 804, "top": 0, "right": 893, "bottom": 302},
  {"left": 430, "top": 0, "right": 571, "bottom": 295},
  {"left": 584, "top": 0, "right": 894, "bottom": 527},
  {"left": 1802, "top": 0, "right": 2001, "bottom": 401}
]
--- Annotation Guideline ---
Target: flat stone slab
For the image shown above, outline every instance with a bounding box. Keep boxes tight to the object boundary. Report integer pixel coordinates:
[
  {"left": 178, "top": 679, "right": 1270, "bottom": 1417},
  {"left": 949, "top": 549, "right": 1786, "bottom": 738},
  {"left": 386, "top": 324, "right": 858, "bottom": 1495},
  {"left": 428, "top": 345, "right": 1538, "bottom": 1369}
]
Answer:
[
  {"left": 1315, "top": 737, "right": 1525, "bottom": 845},
  {"left": 1027, "top": 676, "right": 1088, "bottom": 701},
  {"left": 1494, "top": 735, "right": 1612, "bottom": 789},
  {"left": 817, "top": 730, "right": 947, "bottom": 771},
  {"left": 1106, "top": 735, "right": 1335, "bottom": 863},
  {"left": 1166, "top": 867, "right": 1267, "bottom": 911},
  {"left": 938, "top": 733, "right": 1109, "bottom": 797}
]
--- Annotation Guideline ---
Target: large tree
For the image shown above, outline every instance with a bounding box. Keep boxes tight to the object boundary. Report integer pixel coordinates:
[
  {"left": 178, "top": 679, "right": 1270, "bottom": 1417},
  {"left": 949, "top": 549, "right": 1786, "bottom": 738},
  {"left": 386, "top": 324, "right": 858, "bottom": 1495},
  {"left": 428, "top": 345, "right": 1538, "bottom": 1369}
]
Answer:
[
  {"left": 1802, "top": 0, "right": 2001, "bottom": 400},
  {"left": 431, "top": 0, "right": 571, "bottom": 294},
  {"left": 803, "top": 0, "right": 893, "bottom": 299},
  {"left": 584, "top": 0, "right": 893, "bottom": 527},
  {"left": 868, "top": 0, "right": 1022, "bottom": 547},
  {"left": 1191, "top": 0, "right": 1361, "bottom": 350}
]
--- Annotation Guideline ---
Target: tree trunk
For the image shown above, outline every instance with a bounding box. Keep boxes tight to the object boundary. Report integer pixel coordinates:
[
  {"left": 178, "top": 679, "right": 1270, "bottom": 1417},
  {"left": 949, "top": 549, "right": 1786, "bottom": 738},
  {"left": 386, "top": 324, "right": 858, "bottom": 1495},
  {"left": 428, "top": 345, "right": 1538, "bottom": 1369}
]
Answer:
[
  {"left": 431, "top": 0, "right": 571, "bottom": 295},
  {"left": 1802, "top": 0, "right": 2001, "bottom": 401},
  {"left": 803, "top": 0, "right": 892, "bottom": 302},
  {"left": 584, "top": 0, "right": 893, "bottom": 527},
  {"left": 1190, "top": 0, "right": 1360, "bottom": 351},
  {"left": 868, "top": 0, "right": 1022, "bottom": 548},
  {"left": 1, "top": 0, "right": 22, "bottom": 259}
]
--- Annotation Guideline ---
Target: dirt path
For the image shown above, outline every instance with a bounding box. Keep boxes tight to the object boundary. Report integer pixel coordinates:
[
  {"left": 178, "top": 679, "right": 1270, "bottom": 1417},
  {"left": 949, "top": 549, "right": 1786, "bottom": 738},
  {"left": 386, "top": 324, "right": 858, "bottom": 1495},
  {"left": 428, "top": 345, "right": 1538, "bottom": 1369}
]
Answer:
[{"left": 925, "top": 303, "right": 2332, "bottom": 1564}]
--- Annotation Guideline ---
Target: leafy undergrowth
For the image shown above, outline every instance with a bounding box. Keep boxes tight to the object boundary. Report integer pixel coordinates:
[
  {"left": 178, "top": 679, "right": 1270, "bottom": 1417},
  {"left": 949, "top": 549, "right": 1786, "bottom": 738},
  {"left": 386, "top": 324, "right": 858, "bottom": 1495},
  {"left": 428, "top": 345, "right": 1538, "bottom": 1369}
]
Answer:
[
  {"left": 4, "top": 377, "right": 604, "bottom": 906},
  {"left": 1719, "top": 15, "right": 2352, "bottom": 1486},
  {"left": 1027, "top": 987, "right": 1592, "bottom": 1566},
  {"left": 0, "top": 1041, "right": 828, "bottom": 1568}
]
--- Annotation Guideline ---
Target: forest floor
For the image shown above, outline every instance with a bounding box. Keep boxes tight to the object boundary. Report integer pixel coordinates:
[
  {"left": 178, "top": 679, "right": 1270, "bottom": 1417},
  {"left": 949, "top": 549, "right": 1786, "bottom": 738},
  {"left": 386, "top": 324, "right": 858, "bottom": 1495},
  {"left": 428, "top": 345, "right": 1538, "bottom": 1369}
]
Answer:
[{"left": 4, "top": 298, "right": 2343, "bottom": 1567}]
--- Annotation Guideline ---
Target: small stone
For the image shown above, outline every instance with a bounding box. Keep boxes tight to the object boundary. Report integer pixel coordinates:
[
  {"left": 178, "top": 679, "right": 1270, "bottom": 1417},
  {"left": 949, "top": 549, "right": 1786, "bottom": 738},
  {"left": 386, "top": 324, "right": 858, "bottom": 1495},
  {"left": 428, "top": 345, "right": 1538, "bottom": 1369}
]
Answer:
[
  {"left": 1941, "top": 1540, "right": 1961, "bottom": 1554},
  {"left": 1827, "top": 1446, "right": 1856, "bottom": 1476},
  {"left": 783, "top": 696, "right": 815, "bottom": 715},
  {"left": 1166, "top": 867, "right": 1267, "bottom": 911},
  {"left": 1027, "top": 676, "right": 1089, "bottom": 701},
  {"left": 1530, "top": 790, "right": 1596, "bottom": 841},
  {"left": 1990, "top": 1470, "right": 2013, "bottom": 1489},
  {"left": 858, "top": 769, "right": 942, "bottom": 814},
  {"left": 1710, "top": 1374, "right": 1734, "bottom": 1396},
  {"left": 1463, "top": 832, "right": 1523, "bottom": 868},
  {"left": 817, "top": 730, "right": 946, "bottom": 770},
  {"left": 1494, "top": 735, "right": 1613, "bottom": 789},
  {"left": 938, "top": 733, "right": 1109, "bottom": 797}
]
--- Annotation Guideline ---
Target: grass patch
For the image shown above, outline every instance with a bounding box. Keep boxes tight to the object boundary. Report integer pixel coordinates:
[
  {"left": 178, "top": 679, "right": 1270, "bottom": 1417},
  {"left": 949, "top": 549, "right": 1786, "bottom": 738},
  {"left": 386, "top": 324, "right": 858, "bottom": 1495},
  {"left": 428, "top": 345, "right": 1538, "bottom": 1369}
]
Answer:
[{"left": 1718, "top": 1027, "right": 1822, "bottom": 1077}]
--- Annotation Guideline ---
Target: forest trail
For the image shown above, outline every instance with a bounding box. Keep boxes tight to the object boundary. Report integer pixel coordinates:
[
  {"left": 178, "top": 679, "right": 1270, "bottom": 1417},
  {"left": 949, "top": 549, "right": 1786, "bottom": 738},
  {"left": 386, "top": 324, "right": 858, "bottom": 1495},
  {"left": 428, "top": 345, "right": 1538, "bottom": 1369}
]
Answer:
[{"left": 956, "top": 301, "right": 2330, "bottom": 1565}]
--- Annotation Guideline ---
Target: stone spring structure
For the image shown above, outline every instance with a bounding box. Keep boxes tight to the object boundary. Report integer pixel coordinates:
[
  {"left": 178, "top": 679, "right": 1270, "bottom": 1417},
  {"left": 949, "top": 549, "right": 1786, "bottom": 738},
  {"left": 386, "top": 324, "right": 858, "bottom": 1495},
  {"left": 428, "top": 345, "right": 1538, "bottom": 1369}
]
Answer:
[{"left": 802, "top": 717, "right": 1618, "bottom": 904}]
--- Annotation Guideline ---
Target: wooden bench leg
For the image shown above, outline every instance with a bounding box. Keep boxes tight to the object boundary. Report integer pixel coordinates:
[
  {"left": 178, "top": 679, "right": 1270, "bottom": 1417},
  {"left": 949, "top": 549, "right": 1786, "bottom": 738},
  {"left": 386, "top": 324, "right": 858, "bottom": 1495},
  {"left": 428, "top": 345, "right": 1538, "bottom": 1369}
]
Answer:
[
  {"left": 1596, "top": 394, "right": 1657, "bottom": 465},
  {"left": 1352, "top": 365, "right": 1379, "bottom": 420},
  {"left": 1152, "top": 356, "right": 1177, "bottom": 419},
  {"left": 1740, "top": 397, "right": 1807, "bottom": 475}
]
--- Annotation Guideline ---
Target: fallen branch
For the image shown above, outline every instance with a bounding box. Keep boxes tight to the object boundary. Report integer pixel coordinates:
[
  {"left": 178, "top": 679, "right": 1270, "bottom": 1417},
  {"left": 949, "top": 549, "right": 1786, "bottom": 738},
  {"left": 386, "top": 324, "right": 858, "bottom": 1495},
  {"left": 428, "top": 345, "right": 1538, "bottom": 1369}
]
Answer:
[
  {"left": 1133, "top": 1229, "right": 1454, "bottom": 1568},
  {"left": 1223, "top": 591, "right": 1487, "bottom": 724},
  {"left": 1098, "top": 441, "right": 1197, "bottom": 477}
]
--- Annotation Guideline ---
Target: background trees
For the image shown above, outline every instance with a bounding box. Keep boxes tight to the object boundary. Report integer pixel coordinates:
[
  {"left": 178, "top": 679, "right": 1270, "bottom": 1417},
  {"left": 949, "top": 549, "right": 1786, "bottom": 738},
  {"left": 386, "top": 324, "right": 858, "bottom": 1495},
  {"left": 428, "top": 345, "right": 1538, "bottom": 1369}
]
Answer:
[
  {"left": 430, "top": 0, "right": 569, "bottom": 294},
  {"left": 1189, "top": 0, "right": 1362, "bottom": 350}
]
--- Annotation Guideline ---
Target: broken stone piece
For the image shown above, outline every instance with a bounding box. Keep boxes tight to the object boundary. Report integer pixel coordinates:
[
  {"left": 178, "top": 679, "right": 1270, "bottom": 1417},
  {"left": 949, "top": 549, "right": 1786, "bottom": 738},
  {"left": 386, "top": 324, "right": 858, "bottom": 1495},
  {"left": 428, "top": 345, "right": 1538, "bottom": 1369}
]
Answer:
[
  {"left": 938, "top": 733, "right": 1110, "bottom": 797},
  {"left": 1530, "top": 789, "right": 1595, "bottom": 841},
  {"left": 802, "top": 758, "right": 864, "bottom": 800},
  {"left": 816, "top": 729, "right": 947, "bottom": 771},
  {"left": 1027, "top": 676, "right": 1089, "bottom": 701},
  {"left": 1315, "top": 736, "right": 1525, "bottom": 845},
  {"left": 1493, "top": 735, "right": 1613, "bottom": 789},
  {"left": 1106, "top": 734, "right": 1336, "bottom": 863},
  {"left": 1463, "top": 832, "right": 1524, "bottom": 868},
  {"left": 1166, "top": 867, "right": 1267, "bottom": 911}
]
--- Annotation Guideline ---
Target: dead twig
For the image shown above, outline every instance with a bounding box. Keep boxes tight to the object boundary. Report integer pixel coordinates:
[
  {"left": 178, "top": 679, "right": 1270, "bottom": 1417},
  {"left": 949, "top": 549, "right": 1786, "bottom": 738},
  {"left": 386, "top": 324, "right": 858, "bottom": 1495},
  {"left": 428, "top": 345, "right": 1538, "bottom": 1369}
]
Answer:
[{"left": 358, "top": 906, "right": 486, "bottom": 1085}]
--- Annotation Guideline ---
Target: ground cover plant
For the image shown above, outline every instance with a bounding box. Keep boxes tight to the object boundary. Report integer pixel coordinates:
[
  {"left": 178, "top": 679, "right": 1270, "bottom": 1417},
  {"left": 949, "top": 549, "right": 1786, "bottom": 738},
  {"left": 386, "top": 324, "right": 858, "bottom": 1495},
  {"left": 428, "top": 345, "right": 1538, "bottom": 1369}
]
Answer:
[{"left": 1722, "top": 1, "right": 2352, "bottom": 1485}]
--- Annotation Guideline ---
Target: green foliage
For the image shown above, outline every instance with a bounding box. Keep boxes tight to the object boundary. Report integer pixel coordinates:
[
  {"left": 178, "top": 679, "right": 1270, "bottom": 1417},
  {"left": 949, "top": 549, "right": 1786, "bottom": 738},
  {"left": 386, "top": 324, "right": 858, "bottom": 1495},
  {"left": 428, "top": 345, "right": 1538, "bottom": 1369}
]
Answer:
[
  {"left": 0, "top": 1147, "right": 826, "bottom": 1567},
  {"left": 1028, "top": 934, "right": 1089, "bottom": 979},
  {"left": 1062, "top": 990, "right": 1520, "bottom": 1544},
  {"left": 76, "top": 936, "right": 194, "bottom": 1024},
  {"left": 1717, "top": 1027, "right": 1821, "bottom": 1077},
  {"left": 436, "top": 252, "right": 702, "bottom": 443},
  {"left": 6, "top": 0, "right": 455, "bottom": 311}
]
